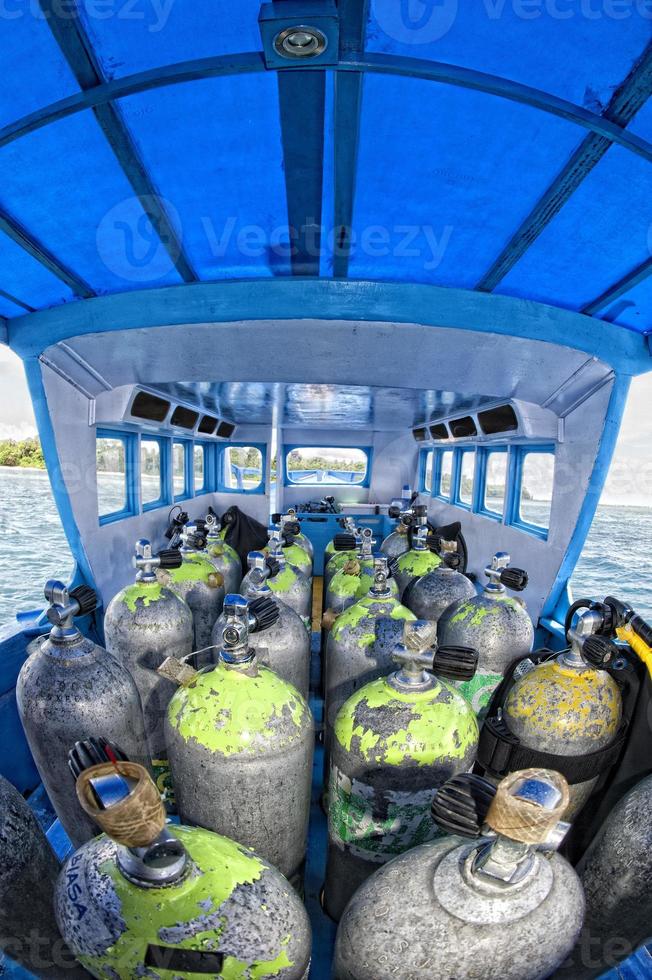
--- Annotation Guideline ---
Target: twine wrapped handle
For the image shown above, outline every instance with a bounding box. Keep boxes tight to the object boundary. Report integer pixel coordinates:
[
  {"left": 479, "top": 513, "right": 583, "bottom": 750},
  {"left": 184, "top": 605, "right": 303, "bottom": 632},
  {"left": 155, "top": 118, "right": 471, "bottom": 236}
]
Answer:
[
  {"left": 343, "top": 559, "right": 361, "bottom": 576},
  {"left": 485, "top": 768, "right": 570, "bottom": 845},
  {"left": 76, "top": 761, "right": 166, "bottom": 848},
  {"left": 321, "top": 608, "right": 339, "bottom": 631}
]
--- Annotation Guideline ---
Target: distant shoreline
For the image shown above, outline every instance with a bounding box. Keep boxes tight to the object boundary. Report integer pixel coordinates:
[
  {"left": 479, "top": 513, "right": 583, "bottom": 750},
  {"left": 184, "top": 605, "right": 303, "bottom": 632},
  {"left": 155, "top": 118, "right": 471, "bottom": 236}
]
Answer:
[{"left": 0, "top": 465, "right": 45, "bottom": 473}]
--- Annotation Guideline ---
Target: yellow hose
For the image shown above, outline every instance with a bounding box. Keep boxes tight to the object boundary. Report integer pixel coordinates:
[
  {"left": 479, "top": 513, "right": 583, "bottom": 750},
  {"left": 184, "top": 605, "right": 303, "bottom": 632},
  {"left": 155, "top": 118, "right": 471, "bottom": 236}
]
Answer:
[{"left": 616, "top": 624, "right": 652, "bottom": 680}]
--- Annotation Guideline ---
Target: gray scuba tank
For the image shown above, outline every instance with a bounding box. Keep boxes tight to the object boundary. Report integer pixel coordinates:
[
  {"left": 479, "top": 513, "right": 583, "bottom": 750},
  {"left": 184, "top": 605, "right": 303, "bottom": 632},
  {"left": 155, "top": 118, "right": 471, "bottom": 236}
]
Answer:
[
  {"left": 157, "top": 523, "right": 225, "bottom": 650},
  {"left": 16, "top": 581, "right": 150, "bottom": 847},
  {"left": 379, "top": 504, "right": 412, "bottom": 560},
  {"left": 333, "top": 769, "right": 584, "bottom": 980},
  {"left": 163, "top": 595, "right": 314, "bottom": 887},
  {"left": 438, "top": 551, "right": 533, "bottom": 713},
  {"left": 213, "top": 551, "right": 310, "bottom": 698},
  {"left": 324, "top": 516, "right": 357, "bottom": 567},
  {"left": 0, "top": 775, "right": 87, "bottom": 979},
  {"left": 403, "top": 538, "right": 476, "bottom": 623},
  {"left": 204, "top": 512, "right": 242, "bottom": 594},
  {"left": 56, "top": 742, "right": 312, "bottom": 979},
  {"left": 104, "top": 539, "right": 193, "bottom": 792},
  {"left": 242, "top": 531, "right": 312, "bottom": 629},
  {"left": 391, "top": 514, "right": 442, "bottom": 597},
  {"left": 324, "top": 623, "right": 479, "bottom": 921}
]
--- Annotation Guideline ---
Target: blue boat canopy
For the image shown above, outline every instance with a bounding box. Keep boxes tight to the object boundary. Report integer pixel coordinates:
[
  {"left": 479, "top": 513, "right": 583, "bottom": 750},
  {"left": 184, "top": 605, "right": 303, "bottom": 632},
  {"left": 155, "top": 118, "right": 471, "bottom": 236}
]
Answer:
[{"left": 0, "top": 0, "right": 650, "bottom": 346}]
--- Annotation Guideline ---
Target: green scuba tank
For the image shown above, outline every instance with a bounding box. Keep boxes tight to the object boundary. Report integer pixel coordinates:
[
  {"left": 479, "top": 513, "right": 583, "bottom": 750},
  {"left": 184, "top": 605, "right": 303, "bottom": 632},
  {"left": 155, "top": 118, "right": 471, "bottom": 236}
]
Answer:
[
  {"left": 56, "top": 744, "right": 311, "bottom": 980},
  {"left": 392, "top": 523, "right": 442, "bottom": 596},
  {"left": 243, "top": 533, "right": 312, "bottom": 629},
  {"left": 324, "top": 527, "right": 367, "bottom": 588},
  {"left": 324, "top": 528, "right": 398, "bottom": 626},
  {"left": 204, "top": 512, "right": 242, "bottom": 594},
  {"left": 163, "top": 595, "right": 314, "bottom": 887},
  {"left": 323, "top": 622, "right": 479, "bottom": 920},
  {"left": 265, "top": 521, "right": 313, "bottom": 578},
  {"left": 438, "top": 551, "right": 533, "bottom": 713},
  {"left": 324, "top": 516, "right": 357, "bottom": 566},
  {"left": 157, "top": 523, "right": 225, "bottom": 649},
  {"left": 273, "top": 509, "right": 314, "bottom": 561},
  {"left": 403, "top": 538, "right": 476, "bottom": 623}
]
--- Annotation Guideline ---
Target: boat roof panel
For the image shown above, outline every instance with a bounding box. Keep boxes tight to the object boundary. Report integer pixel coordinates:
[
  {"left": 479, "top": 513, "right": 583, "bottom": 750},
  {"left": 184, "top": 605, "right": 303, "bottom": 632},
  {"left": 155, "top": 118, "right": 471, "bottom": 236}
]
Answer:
[{"left": 0, "top": 2, "right": 650, "bottom": 357}]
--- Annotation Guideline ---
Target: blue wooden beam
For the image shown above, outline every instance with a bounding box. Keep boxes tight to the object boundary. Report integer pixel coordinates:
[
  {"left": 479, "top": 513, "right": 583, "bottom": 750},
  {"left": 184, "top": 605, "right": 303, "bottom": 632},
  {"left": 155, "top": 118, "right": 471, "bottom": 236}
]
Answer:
[
  {"left": 583, "top": 255, "right": 652, "bottom": 317},
  {"left": 2, "top": 53, "right": 652, "bottom": 164},
  {"left": 8, "top": 279, "right": 652, "bottom": 376},
  {"left": 277, "top": 70, "right": 326, "bottom": 275},
  {"left": 0, "top": 210, "right": 94, "bottom": 298},
  {"left": 477, "top": 41, "right": 652, "bottom": 292},
  {"left": 0, "top": 290, "right": 34, "bottom": 314},
  {"left": 38, "top": 0, "right": 197, "bottom": 285},
  {"left": 333, "top": 0, "right": 370, "bottom": 278}
]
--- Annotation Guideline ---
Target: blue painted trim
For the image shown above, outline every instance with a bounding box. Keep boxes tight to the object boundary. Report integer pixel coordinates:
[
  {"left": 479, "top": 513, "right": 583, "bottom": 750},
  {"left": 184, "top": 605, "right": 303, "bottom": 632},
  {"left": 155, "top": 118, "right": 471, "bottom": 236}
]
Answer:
[
  {"left": 283, "top": 444, "right": 372, "bottom": 489},
  {"left": 418, "top": 449, "right": 433, "bottom": 494},
  {"left": 3, "top": 52, "right": 652, "bottom": 165},
  {"left": 192, "top": 442, "right": 211, "bottom": 495},
  {"left": 172, "top": 439, "right": 192, "bottom": 502},
  {"left": 96, "top": 428, "right": 138, "bottom": 525},
  {"left": 22, "top": 358, "right": 96, "bottom": 590},
  {"left": 11, "top": 281, "right": 651, "bottom": 375},
  {"left": 584, "top": 255, "right": 652, "bottom": 317},
  {"left": 0, "top": 208, "right": 93, "bottom": 298},
  {"left": 543, "top": 375, "right": 632, "bottom": 622},
  {"left": 506, "top": 444, "right": 556, "bottom": 541},
  {"left": 433, "top": 447, "right": 454, "bottom": 503},
  {"left": 140, "top": 434, "right": 169, "bottom": 512},
  {"left": 476, "top": 445, "right": 509, "bottom": 522},
  {"left": 217, "top": 442, "right": 267, "bottom": 495},
  {"left": 453, "top": 447, "right": 476, "bottom": 511}
]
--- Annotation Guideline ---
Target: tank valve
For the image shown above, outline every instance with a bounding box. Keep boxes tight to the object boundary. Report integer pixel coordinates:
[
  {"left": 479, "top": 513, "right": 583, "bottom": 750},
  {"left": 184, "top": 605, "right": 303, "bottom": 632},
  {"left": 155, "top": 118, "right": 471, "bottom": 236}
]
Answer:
[
  {"left": 484, "top": 553, "right": 529, "bottom": 593},
  {"left": 333, "top": 532, "right": 357, "bottom": 552},
  {"left": 369, "top": 555, "right": 392, "bottom": 596},
  {"left": 43, "top": 581, "right": 97, "bottom": 643},
  {"left": 391, "top": 621, "right": 479, "bottom": 688},
  {"left": 431, "top": 772, "right": 497, "bottom": 837},
  {"left": 248, "top": 595, "right": 281, "bottom": 632},
  {"left": 133, "top": 540, "right": 183, "bottom": 581},
  {"left": 179, "top": 524, "right": 206, "bottom": 552}
]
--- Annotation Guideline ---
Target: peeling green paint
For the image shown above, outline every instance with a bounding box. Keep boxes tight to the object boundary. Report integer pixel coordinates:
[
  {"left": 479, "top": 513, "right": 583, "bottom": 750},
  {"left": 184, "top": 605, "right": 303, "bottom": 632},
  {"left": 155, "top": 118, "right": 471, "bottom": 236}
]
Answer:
[
  {"left": 164, "top": 554, "right": 219, "bottom": 585},
  {"left": 334, "top": 677, "right": 478, "bottom": 766},
  {"left": 448, "top": 593, "right": 518, "bottom": 628},
  {"left": 326, "top": 550, "right": 357, "bottom": 577},
  {"left": 207, "top": 539, "right": 240, "bottom": 566},
  {"left": 456, "top": 671, "right": 505, "bottom": 715},
  {"left": 331, "top": 596, "right": 415, "bottom": 648},
  {"left": 120, "top": 582, "right": 164, "bottom": 613},
  {"left": 168, "top": 661, "right": 311, "bottom": 756},
  {"left": 329, "top": 568, "right": 363, "bottom": 599},
  {"left": 269, "top": 565, "right": 298, "bottom": 592},
  {"left": 396, "top": 550, "right": 441, "bottom": 578},
  {"left": 265, "top": 544, "right": 311, "bottom": 575},
  {"left": 79, "top": 826, "right": 297, "bottom": 979}
]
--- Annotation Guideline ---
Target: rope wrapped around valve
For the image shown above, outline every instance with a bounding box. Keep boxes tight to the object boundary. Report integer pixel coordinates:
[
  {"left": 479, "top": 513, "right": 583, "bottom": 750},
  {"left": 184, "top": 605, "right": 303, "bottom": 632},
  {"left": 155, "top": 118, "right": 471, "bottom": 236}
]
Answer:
[
  {"left": 76, "top": 761, "right": 166, "bottom": 848},
  {"left": 485, "top": 768, "right": 570, "bottom": 844}
]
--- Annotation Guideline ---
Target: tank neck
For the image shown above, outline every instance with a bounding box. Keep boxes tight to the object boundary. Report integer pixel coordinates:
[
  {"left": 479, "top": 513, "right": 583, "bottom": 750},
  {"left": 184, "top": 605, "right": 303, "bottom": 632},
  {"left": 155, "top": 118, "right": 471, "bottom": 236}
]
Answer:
[
  {"left": 219, "top": 595, "right": 256, "bottom": 668},
  {"left": 386, "top": 643, "right": 438, "bottom": 693}
]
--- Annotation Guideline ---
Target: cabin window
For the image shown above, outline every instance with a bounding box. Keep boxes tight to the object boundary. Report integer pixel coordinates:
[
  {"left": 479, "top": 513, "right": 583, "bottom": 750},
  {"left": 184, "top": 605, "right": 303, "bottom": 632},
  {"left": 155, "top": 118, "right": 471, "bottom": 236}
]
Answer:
[
  {"left": 435, "top": 450, "right": 454, "bottom": 500},
  {"left": 193, "top": 445, "right": 207, "bottom": 493},
  {"left": 514, "top": 448, "right": 555, "bottom": 536},
  {"left": 173, "top": 441, "right": 189, "bottom": 500},
  {"left": 456, "top": 450, "right": 476, "bottom": 508},
  {"left": 221, "top": 444, "right": 265, "bottom": 493},
  {"left": 96, "top": 431, "right": 135, "bottom": 523},
  {"left": 421, "top": 450, "right": 434, "bottom": 493},
  {"left": 141, "top": 438, "right": 165, "bottom": 510},
  {"left": 284, "top": 447, "right": 370, "bottom": 487},
  {"left": 481, "top": 449, "right": 508, "bottom": 519}
]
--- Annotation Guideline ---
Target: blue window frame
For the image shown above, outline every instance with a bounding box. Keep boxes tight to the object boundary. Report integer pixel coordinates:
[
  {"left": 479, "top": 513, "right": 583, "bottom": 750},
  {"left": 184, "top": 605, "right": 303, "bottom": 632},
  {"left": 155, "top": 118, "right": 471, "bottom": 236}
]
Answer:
[
  {"left": 283, "top": 445, "right": 372, "bottom": 488},
  {"left": 419, "top": 450, "right": 434, "bottom": 494},
  {"left": 172, "top": 440, "right": 191, "bottom": 501},
  {"left": 454, "top": 448, "right": 476, "bottom": 510},
  {"left": 477, "top": 446, "right": 509, "bottom": 522},
  {"left": 96, "top": 428, "right": 137, "bottom": 525},
  {"left": 508, "top": 445, "right": 556, "bottom": 540},
  {"left": 193, "top": 443, "right": 209, "bottom": 494},
  {"left": 140, "top": 435, "right": 168, "bottom": 512},
  {"left": 433, "top": 448, "right": 454, "bottom": 502},
  {"left": 219, "top": 443, "right": 267, "bottom": 494}
]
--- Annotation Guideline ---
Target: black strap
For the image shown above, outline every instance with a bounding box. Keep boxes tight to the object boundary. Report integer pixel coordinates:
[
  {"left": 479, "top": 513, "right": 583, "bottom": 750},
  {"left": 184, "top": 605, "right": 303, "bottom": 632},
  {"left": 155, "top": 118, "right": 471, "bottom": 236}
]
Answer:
[{"left": 477, "top": 714, "right": 630, "bottom": 785}]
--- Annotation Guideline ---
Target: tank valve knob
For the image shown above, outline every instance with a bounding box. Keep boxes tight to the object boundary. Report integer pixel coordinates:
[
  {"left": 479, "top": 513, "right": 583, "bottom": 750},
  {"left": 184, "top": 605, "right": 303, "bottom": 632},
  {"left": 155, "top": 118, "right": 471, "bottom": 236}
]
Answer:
[
  {"left": 500, "top": 567, "right": 529, "bottom": 592},
  {"left": 164, "top": 508, "right": 189, "bottom": 541},
  {"left": 333, "top": 533, "right": 357, "bottom": 552},
  {"left": 431, "top": 773, "right": 497, "bottom": 838},
  {"left": 388, "top": 505, "right": 401, "bottom": 519},
  {"left": 69, "top": 737, "right": 128, "bottom": 782},
  {"left": 157, "top": 549, "right": 184, "bottom": 570},
  {"left": 442, "top": 552, "right": 462, "bottom": 570},
  {"left": 69, "top": 584, "right": 98, "bottom": 616},
  {"left": 386, "top": 556, "right": 400, "bottom": 579},
  {"left": 581, "top": 634, "right": 619, "bottom": 670},
  {"left": 284, "top": 520, "right": 301, "bottom": 537},
  {"left": 265, "top": 557, "right": 281, "bottom": 576},
  {"left": 413, "top": 504, "right": 428, "bottom": 518},
  {"left": 249, "top": 595, "right": 280, "bottom": 632},
  {"left": 432, "top": 645, "right": 479, "bottom": 681}
]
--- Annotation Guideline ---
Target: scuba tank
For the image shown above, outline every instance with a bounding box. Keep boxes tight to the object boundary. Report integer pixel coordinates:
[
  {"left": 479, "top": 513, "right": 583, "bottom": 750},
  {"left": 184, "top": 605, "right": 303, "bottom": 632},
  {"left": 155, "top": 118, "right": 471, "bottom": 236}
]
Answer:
[
  {"left": 16, "top": 581, "right": 149, "bottom": 846},
  {"left": 324, "top": 526, "right": 365, "bottom": 589},
  {"left": 266, "top": 520, "right": 313, "bottom": 578},
  {"left": 323, "top": 622, "right": 479, "bottom": 920},
  {"left": 333, "top": 768, "right": 584, "bottom": 980},
  {"left": 56, "top": 741, "right": 312, "bottom": 980},
  {"left": 324, "top": 528, "right": 398, "bottom": 626},
  {"left": 324, "top": 516, "right": 356, "bottom": 566},
  {"left": 403, "top": 537, "right": 476, "bottom": 623},
  {"left": 204, "top": 511, "right": 242, "bottom": 594},
  {"left": 104, "top": 539, "right": 193, "bottom": 794},
  {"left": 163, "top": 595, "right": 314, "bottom": 887},
  {"left": 392, "top": 521, "right": 443, "bottom": 597},
  {"left": 243, "top": 530, "right": 312, "bottom": 629},
  {"left": 477, "top": 604, "right": 624, "bottom": 820},
  {"left": 0, "top": 775, "right": 87, "bottom": 979},
  {"left": 438, "top": 551, "right": 533, "bottom": 713},
  {"left": 157, "top": 523, "right": 225, "bottom": 650},
  {"left": 379, "top": 504, "right": 413, "bottom": 560},
  {"left": 323, "top": 555, "right": 416, "bottom": 742},
  {"left": 273, "top": 508, "right": 314, "bottom": 561},
  {"left": 212, "top": 552, "right": 310, "bottom": 698}
]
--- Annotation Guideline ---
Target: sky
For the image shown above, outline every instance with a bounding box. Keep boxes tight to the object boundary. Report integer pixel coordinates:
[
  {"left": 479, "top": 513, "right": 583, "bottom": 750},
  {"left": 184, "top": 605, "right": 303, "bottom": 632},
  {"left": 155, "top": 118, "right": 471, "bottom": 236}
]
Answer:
[{"left": 0, "top": 345, "right": 650, "bottom": 505}]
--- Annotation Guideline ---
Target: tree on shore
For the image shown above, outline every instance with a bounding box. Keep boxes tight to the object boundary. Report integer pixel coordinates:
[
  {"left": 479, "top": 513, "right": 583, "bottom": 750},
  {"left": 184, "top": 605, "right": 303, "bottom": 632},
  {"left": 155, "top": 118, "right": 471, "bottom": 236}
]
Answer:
[{"left": 0, "top": 437, "right": 45, "bottom": 468}]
